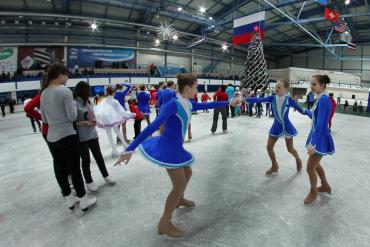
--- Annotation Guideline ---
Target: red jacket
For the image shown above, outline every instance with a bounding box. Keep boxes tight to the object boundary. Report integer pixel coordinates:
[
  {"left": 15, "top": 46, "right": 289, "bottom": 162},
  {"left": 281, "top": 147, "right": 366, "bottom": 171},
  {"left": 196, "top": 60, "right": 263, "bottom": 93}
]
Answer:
[
  {"left": 201, "top": 93, "right": 211, "bottom": 103},
  {"left": 213, "top": 90, "right": 228, "bottom": 101},
  {"left": 129, "top": 103, "right": 144, "bottom": 120},
  {"left": 24, "top": 93, "right": 49, "bottom": 135},
  {"left": 329, "top": 97, "right": 336, "bottom": 128}
]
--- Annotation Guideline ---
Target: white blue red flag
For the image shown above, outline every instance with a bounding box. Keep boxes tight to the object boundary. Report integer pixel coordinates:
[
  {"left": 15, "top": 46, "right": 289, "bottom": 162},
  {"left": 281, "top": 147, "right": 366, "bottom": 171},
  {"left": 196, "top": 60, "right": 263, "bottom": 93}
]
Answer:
[{"left": 232, "top": 11, "right": 265, "bottom": 45}]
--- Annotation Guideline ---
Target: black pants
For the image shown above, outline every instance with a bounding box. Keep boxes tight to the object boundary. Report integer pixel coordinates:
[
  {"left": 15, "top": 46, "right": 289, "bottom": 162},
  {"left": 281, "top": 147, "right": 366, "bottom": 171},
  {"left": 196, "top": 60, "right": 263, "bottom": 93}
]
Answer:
[
  {"left": 211, "top": 107, "right": 227, "bottom": 133},
  {"left": 226, "top": 105, "right": 235, "bottom": 118},
  {"left": 79, "top": 138, "right": 108, "bottom": 184},
  {"left": 48, "top": 135, "right": 86, "bottom": 198},
  {"left": 1, "top": 106, "right": 5, "bottom": 117},
  {"left": 134, "top": 119, "right": 142, "bottom": 139},
  {"left": 28, "top": 115, "right": 41, "bottom": 131}
]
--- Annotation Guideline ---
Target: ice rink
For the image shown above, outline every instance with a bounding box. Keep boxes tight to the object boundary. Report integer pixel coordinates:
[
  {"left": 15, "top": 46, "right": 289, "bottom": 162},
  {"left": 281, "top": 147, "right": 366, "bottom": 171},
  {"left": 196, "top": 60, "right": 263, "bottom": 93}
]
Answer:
[{"left": 1, "top": 109, "right": 370, "bottom": 247}]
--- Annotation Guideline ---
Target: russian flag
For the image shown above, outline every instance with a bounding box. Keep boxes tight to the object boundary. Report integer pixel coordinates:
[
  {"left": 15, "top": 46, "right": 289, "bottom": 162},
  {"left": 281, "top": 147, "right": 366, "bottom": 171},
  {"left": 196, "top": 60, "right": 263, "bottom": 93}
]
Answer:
[{"left": 233, "top": 11, "right": 265, "bottom": 45}]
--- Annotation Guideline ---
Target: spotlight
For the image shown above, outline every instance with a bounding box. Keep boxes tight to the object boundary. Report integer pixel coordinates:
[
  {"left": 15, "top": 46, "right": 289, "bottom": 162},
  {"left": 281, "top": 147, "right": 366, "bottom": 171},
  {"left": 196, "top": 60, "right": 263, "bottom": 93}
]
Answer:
[
  {"left": 209, "top": 17, "right": 213, "bottom": 20},
  {"left": 55, "top": 22, "right": 59, "bottom": 26},
  {"left": 222, "top": 44, "right": 228, "bottom": 51},
  {"left": 199, "top": 7, "right": 206, "bottom": 13},
  {"left": 173, "top": 34, "right": 178, "bottom": 41},
  {"left": 42, "top": 21, "right": 46, "bottom": 25},
  {"left": 28, "top": 21, "right": 32, "bottom": 25},
  {"left": 345, "top": 0, "right": 350, "bottom": 4},
  {"left": 91, "top": 22, "right": 97, "bottom": 30},
  {"left": 155, "top": 39, "right": 160, "bottom": 44},
  {"left": 177, "top": 7, "right": 183, "bottom": 11}
]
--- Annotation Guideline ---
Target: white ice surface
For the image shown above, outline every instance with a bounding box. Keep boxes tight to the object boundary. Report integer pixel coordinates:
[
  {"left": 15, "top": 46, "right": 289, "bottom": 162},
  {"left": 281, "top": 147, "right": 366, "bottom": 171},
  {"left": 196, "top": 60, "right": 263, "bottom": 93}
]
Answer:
[{"left": 1, "top": 109, "right": 370, "bottom": 247}]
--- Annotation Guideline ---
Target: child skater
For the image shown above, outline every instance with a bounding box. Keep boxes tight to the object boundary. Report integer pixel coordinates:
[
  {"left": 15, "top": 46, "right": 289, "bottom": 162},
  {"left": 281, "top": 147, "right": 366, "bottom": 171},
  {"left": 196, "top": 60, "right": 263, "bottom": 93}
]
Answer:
[
  {"left": 201, "top": 90, "right": 211, "bottom": 113},
  {"left": 94, "top": 85, "right": 135, "bottom": 157},
  {"left": 115, "top": 73, "right": 239, "bottom": 238},
  {"left": 74, "top": 81, "right": 115, "bottom": 192},
  {"left": 128, "top": 99, "right": 144, "bottom": 139},
  {"left": 245, "top": 80, "right": 306, "bottom": 176},
  {"left": 303, "top": 75, "right": 335, "bottom": 204},
  {"left": 114, "top": 83, "right": 132, "bottom": 144},
  {"left": 136, "top": 84, "right": 151, "bottom": 125}
]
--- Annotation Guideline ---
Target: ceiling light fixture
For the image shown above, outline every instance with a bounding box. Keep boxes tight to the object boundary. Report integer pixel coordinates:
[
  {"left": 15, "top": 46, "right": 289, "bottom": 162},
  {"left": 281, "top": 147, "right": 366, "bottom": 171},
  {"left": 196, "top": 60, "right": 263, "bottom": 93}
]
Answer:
[
  {"left": 91, "top": 22, "right": 97, "bottom": 30},
  {"left": 177, "top": 7, "right": 183, "bottom": 11},
  {"left": 199, "top": 7, "right": 206, "bottom": 13}
]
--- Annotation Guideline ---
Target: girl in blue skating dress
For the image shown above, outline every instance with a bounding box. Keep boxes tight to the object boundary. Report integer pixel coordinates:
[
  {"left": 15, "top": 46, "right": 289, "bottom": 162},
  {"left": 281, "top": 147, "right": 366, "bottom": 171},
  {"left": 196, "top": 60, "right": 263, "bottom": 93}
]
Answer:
[
  {"left": 303, "top": 75, "right": 335, "bottom": 204},
  {"left": 136, "top": 84, "right": 151, "bottom": 125},
  {"left": 246, "top": 80, "right": 306, "bottom": 175},
  {"left": 115, "top": 73, "right": 238, "bottom": 238}
]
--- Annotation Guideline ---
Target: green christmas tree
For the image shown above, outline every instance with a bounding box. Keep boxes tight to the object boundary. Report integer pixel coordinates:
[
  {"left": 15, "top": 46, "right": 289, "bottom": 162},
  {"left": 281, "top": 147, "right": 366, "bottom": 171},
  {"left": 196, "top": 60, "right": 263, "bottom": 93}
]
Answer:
[{"left": 241, "top": 32, "right": 269, "bottom": 91}]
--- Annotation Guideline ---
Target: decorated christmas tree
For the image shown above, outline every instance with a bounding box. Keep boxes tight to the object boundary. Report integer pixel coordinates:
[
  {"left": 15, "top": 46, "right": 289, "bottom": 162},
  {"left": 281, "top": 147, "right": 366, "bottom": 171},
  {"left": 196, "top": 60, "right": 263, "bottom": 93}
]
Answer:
[{"left": 241, "top": 32, "right": 269, "bottom": 91}]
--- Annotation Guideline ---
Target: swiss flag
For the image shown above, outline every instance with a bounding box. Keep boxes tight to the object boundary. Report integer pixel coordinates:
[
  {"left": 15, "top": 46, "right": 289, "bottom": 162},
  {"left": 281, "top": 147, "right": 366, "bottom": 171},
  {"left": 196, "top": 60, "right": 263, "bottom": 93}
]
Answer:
[{"left": 325, "top": 8, "right": 340, "bottom": 23}]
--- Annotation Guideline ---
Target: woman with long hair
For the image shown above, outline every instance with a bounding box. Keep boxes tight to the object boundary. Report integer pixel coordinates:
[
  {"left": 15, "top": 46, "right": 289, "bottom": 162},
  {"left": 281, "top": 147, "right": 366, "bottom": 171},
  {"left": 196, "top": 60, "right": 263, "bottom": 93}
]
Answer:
[
  {"left": 74, "top": 81, "right": 115, "bottom": 192},
  {"left": 40, "top": 63, "right": 96, "bottom": 211}
]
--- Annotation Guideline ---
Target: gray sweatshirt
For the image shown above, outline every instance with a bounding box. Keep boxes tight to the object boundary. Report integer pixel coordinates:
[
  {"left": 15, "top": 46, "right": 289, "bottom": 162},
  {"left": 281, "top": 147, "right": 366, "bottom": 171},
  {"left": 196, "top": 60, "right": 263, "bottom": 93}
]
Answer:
[
  {"left": 40, "top": 85, "right": 77, "bottom": 142},
  {"left": 74, "top": 97, "right": 98, "bottom": 142}
]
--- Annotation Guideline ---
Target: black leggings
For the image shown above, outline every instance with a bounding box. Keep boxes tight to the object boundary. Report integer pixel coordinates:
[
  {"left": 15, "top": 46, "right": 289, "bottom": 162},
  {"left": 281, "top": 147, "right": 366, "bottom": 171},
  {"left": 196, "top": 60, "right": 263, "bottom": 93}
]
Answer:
[
  {"left": 79, "top": 138, "right": 109, "bottom": 183},
  {"left": 134, "top": 119, "right": 142, "bottom": 139},
  {"left": 28, "top": 115, "right": 41, "bottom": 131},
  {"left": 48, "top": 135, "right": 86, "bottom": 198}
]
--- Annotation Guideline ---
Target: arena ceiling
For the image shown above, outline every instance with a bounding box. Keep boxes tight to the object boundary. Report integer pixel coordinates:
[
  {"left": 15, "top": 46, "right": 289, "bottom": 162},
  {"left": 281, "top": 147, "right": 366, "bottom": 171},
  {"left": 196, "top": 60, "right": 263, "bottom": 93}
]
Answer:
[{"left": 0, "top": 0, "right": 369, "bottom": 61}]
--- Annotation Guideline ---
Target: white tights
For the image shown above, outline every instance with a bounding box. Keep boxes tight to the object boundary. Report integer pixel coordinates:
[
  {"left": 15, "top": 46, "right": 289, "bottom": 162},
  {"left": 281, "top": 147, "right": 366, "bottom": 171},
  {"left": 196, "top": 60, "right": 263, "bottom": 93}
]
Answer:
[{"left": 105, "top": 125, "right": 127, "bottom": 151}]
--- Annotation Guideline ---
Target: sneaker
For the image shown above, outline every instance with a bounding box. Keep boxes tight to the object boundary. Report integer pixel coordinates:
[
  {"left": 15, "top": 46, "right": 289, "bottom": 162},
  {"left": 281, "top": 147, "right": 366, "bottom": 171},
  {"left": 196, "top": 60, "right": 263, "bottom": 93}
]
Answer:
[
  {"left": 86, "top": 182, "right": 98, "bottom": 192},
  {"left": 104, "top": 176, "right": 116, "bottom": 185},
  {"left": 64, "top": 193, "right": 78, "bottom": 210},
  {"left": 79, "top": 194, "right": 97, "bottom": 211}
]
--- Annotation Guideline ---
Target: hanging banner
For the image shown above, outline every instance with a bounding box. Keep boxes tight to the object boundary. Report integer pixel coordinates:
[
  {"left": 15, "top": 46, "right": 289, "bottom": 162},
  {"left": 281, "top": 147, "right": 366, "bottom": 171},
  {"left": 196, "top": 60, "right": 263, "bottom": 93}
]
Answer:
[
  {"left": 0, "top": 47, "right": 18, "bottom": 73},
  {"left": 67, "top": 47, "right": 135, "bottom": 67},
  {"left": 18, "top": 47, "right": 64, "bottom": 70}
]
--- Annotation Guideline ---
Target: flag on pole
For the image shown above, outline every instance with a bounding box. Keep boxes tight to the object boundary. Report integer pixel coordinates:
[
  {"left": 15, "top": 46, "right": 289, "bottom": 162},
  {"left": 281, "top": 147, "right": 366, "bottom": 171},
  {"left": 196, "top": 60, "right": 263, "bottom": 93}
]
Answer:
[
  {"left": 233, "top": 11, "right": 265, "bottom": 45},
  {"left": 346, "top": 42, "right": 356, "bottom": 50},
  {"left": 334, "top": 21, "right": 347, "bottom": 33},
  {"left": 315, "top": 0, "right": 328, "bottom": 5},
  {"left": 325, "top": 8, "right": 340, "bottom": 23}
]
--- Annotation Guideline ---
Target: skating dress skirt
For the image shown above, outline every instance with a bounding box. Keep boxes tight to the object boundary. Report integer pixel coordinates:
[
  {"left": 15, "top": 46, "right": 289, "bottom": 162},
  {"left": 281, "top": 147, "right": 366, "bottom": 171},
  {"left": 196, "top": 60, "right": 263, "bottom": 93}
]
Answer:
[
  {"left": 124, "top": 97, "right": 229, "bottom": 168},
  {"left": 305, "top": 94, "right": 335, "bottom": 155},
  {"left": 137, "top": 91, "right": 151, "bottom": 115},
  {"left": 246, "top": 95, "right": 305, "bottom": 138},
  {"left": 94, "top": 96, "right": 135, "bottom": 129}
]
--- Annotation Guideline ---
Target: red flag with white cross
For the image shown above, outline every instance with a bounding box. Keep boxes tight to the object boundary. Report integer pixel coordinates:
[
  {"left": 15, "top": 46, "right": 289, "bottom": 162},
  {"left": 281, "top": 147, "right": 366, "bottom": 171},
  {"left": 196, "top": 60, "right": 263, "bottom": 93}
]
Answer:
[{"left": 325, "top": 7, "right": 340, "bottom": 23}]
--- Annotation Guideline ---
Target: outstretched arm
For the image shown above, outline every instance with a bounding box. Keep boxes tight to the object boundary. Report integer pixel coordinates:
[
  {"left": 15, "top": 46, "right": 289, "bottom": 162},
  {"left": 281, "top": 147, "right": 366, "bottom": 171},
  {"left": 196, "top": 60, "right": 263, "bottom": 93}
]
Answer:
[
  {"left": 191, "top": 101, "right": 229, "bottom": 111},
  {"left": 288, "top": 97, "right": 305, "bottom": 114},
  {"left": 124, "top": 100, "right": 177, "bottom": 154},
  {"left": 122, "top": 83, "right": 132, "bottom": 95},
  {"left": 246, "top": 96, "right": 273, "bottom": 104}
]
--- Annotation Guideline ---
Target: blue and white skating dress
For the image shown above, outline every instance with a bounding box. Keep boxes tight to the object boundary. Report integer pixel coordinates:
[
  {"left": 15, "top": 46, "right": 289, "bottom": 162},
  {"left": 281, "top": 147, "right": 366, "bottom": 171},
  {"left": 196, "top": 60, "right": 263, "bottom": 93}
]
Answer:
[
  {"left": 246, "top": 95, "right": 305, "bottom": 138},
  {"left": 136, "top": 91, "right": 151, "bottom": 115},
  {"left": 124, "top": 96, "right": 229, "bottom": 168},
  {"left": 305, "top": 93, "right": 335, "bottom": 155}
]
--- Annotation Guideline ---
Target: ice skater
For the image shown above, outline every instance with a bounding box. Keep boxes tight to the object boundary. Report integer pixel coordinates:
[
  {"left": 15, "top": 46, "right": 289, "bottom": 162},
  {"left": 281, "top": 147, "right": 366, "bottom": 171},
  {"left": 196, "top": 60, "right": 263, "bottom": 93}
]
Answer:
[
  {"left": 136, "top": 84, "right": 151, "bottom": 125},
  {"left": 94, "top": 85, "right": 135, "bottom": 157},
  {"left": 115, "top": 73, "right": 239, "bottom": 238},
  {"left": 303, "top": 75, "right": 335, "bottom": 204},
  {"left": 245, "top": 80, "right": 306, "bottom": 175},
  {"left": 114, "top": 83, "right": 132, "bottom": 144}
]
